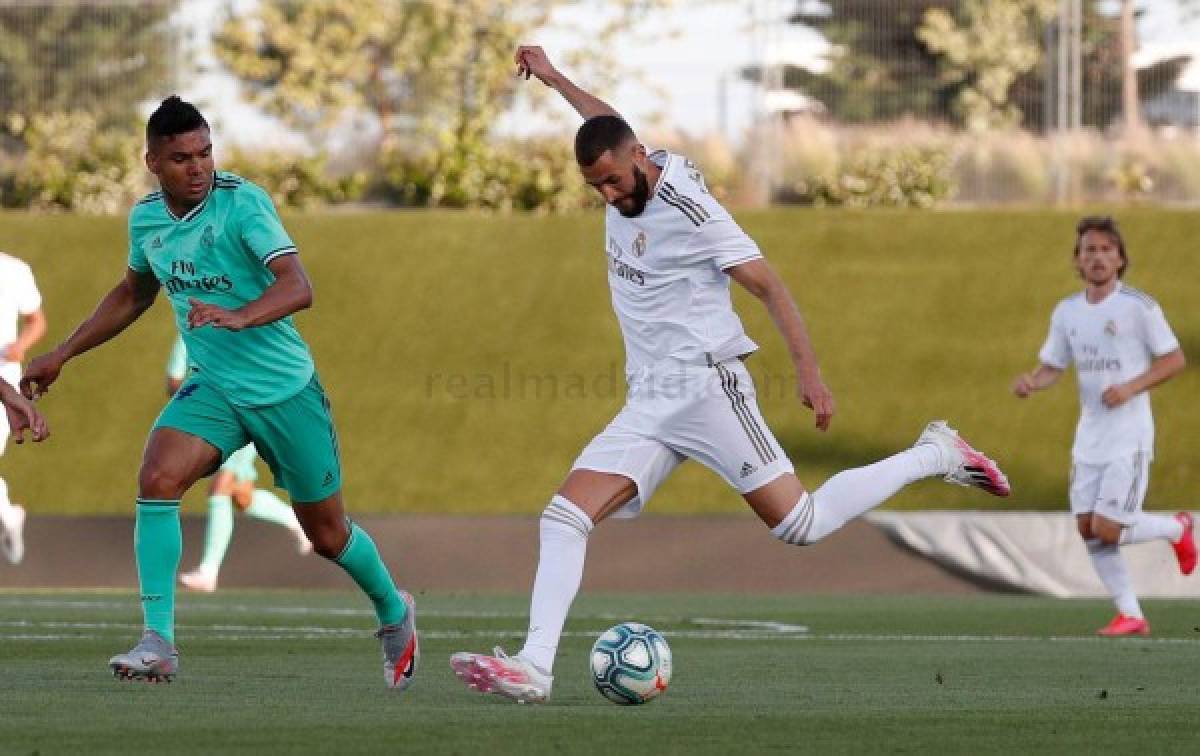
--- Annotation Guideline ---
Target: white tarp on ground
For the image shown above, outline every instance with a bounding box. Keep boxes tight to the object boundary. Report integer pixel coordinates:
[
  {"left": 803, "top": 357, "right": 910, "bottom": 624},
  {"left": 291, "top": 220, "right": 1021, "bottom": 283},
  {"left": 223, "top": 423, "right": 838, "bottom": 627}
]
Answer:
[{"left": 866, "top": 511, "right": 1200, "bottom": 598}]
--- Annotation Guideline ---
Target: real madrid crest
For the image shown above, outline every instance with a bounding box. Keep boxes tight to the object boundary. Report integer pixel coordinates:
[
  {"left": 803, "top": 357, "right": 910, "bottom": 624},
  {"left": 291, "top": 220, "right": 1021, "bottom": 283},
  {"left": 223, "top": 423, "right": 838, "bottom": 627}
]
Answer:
[
  {"left": 1104, "top": 320, "right": 1118, "bottom": 336},
  {"left": 201, "top": 225, "right": 215, "bottom": 248},
  {"left": 632, "top": 230, "right": 647, "bottom": 258}
]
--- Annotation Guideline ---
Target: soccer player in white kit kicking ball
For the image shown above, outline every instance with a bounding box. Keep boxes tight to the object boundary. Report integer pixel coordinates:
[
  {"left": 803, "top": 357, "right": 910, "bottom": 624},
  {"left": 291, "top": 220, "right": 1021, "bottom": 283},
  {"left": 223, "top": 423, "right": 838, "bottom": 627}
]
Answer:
[
  {"left": 0, "top": 252, "right": 47, "bottom": 563},
  {"left": 1013, "top": 216, "right": 1192, "bottom": 637},
  {"left": 449, "top": 46, "right": 1012, "bottom": 704}
]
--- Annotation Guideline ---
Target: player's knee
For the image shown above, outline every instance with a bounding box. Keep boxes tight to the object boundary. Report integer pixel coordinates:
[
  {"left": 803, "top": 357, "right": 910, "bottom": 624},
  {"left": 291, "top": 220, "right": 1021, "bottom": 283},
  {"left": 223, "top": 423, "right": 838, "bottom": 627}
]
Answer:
[
  {"left": 771, "top": 493, "right": 818, "bottom": 546},
  {"left": 138, "top": 463, "right": 191, "bottom": 499},
  {"left": 540, "top": 495, "right": 594, "bottom": 539},
  {"left": 307, "top": 518, "right": 351, "bottom": 560}
]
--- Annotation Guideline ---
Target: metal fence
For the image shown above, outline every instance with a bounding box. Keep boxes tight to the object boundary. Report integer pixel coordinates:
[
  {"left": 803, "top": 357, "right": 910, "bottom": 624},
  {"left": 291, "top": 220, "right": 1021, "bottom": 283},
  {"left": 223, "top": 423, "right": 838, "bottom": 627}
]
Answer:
[{"left": 2, "top": 0, "right": 1198, "bottom": 208}]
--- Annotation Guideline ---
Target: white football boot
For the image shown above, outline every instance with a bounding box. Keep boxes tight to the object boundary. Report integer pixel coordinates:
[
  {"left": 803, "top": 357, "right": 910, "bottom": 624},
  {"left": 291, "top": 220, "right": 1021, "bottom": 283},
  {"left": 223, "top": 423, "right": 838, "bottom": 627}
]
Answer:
[
  {"left": 450, "top": 647, "right": 553, "bottom": 704},
  {"left": 917, "top": 420, "right": 1011, "bottom": 497}
]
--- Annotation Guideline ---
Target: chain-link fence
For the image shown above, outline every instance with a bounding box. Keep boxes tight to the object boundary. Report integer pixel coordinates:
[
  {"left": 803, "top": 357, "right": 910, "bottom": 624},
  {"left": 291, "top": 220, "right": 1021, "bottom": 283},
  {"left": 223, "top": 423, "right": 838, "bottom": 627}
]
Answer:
[{"left": 2, "top": 0, "right": 1198, "bottom": 210}]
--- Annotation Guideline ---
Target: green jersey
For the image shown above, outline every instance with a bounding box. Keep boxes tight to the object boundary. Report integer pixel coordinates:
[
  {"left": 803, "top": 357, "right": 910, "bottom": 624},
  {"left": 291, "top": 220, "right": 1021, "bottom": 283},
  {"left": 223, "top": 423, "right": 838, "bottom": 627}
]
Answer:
[{"left": 129, "top": 172, "right": 315, "bottom": 407}]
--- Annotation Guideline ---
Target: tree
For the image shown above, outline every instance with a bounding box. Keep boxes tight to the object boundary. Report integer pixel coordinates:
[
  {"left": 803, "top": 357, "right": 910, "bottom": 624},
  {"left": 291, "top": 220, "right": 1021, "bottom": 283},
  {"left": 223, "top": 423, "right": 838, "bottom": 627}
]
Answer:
[
  {"left": 0, "top": 0, "right": 180, "bottom": 130},
  {"left": 213, "top": 1, "right": 668, "bottom": 150},
  {"left": 779, "top": 0, "right": 958, "bottom": 123},
  {"left": 917, "top": 0, "right": 1054, "bottom": 131}
]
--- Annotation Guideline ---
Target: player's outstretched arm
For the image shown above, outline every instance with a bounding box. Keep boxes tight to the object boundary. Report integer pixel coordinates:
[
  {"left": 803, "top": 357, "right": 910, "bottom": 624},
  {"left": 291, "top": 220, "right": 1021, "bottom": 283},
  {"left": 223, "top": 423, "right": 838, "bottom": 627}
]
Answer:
[
  {"left": 187, "top": 254, "right": 312, "bottom": 332},
  {"left": 2, "top": 375, "right": 49, "bottom": 443},
  {"left": 21, "top": 269, "right": 160, "bottom": 399},
  {"left": 1011, "top": 365, "right": 1064, "bottom": 398},
  {"left": 1100, "top": 347, "right": 1185, "bottom": 408},
  {"left": 728, "top": 259, "right": 835, "bottom": 431},
  {"left": 514, "top": 45, "right": 621, "bottom": 121}
]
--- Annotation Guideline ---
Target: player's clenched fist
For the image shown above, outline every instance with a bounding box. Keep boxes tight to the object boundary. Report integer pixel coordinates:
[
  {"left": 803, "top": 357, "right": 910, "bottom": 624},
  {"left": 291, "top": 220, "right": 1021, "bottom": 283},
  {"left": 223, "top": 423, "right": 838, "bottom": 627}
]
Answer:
[
  {"left": 514, "top": 45, "right": 558, "bottom": 84},
  {"left": 1012, "top": 372, "right": 1036, "bottom": 398},
  {"left": 20, "top": 350, "right": 64, "bottom": 400}
]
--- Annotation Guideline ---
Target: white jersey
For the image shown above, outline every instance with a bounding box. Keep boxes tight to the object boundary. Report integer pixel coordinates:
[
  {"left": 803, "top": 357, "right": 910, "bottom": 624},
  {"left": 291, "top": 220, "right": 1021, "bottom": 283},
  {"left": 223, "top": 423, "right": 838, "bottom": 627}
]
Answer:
[
  {"left": 1038, "top": 283, "right": 1179, "bottom": 463},
  {"left": 604, "top": 150, "right": 762, "bottom": 377},
  {"left": 0, "top": 252, "right": 42, "bottom": 387}
]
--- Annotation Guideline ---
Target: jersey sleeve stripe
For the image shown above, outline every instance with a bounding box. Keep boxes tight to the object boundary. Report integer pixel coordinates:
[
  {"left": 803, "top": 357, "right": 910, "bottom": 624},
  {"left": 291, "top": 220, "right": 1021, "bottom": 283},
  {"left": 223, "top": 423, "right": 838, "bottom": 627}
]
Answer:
[
  {"left": 660, "top": 182, "right": 710, "bottom": 221},
  {"left": 261, "top": 246, "right": 298, "bottom": 265},
  {"left": 718, "top": 253, "right": 762, "bottom": 271},
  {"left": 657, "top": 190, "right": 704, "bottom": 226},
  {"left": 1119, "top": 287, "right": 1157, "bottom": 308}
]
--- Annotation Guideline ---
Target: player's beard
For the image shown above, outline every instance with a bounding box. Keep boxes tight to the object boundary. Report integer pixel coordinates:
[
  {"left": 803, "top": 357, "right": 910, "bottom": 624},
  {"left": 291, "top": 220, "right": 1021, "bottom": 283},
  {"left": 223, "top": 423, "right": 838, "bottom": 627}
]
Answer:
[{"left": 616, "top": 164, "right": 651, "bottom": 218}]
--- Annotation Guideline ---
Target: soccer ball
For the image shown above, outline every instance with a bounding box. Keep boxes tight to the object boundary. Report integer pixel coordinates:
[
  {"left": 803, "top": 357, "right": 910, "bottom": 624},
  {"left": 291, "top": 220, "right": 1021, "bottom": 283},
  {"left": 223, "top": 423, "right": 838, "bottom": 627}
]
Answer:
[{"left": 589, "top": 621, "right": 672, "bottom": 705}]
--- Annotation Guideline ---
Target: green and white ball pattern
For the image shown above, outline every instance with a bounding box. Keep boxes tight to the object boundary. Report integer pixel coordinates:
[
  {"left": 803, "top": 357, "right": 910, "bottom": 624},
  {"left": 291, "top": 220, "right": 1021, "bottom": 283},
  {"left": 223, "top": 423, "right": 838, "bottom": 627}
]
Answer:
[{"left": 589, "top": 622, "right": 672, "bottom": 705}]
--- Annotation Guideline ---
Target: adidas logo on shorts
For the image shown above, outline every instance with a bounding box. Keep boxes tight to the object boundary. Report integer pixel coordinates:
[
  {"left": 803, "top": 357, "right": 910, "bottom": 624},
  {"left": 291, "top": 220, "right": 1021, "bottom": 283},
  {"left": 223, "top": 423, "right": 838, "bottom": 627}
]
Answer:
[{"left": 740, "top": 462, "right": 757, "bottom": 479}]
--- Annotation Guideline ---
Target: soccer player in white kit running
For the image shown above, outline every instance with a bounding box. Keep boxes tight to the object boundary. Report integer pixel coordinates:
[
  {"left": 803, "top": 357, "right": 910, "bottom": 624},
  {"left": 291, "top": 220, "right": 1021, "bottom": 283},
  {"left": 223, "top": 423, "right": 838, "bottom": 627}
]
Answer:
[
  {"left": 449, "top": 46, "right": 1012, "bottom": 704},
  {"left": 0, "top": 252, "right": 47, "bottom": 563},
  {"left": 1013, "top": 216, "right": 1193, "bottom": 637}
]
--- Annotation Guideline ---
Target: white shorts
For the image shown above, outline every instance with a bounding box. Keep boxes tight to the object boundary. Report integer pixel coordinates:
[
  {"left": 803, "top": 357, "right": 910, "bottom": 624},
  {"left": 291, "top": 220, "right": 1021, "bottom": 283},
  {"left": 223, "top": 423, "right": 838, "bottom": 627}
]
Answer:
[
  {"left": 571, "top": 358, "right": 794, "bottom": 518},
  {"left": 1069, "top": 451, "right": 1151, "bottom": 526}
]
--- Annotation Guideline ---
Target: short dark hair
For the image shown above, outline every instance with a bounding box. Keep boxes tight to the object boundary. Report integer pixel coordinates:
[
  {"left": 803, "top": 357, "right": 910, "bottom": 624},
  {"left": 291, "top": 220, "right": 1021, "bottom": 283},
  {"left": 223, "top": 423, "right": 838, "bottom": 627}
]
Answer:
[
  {"left": 1074, "top": 215, "right": 1128, "bottom": 278},
  {"left": 146, "top": 95, "right": 208, "bottom": 146},
  {"left": 574, "top": 115, "right": 636, "bottom": 167}
]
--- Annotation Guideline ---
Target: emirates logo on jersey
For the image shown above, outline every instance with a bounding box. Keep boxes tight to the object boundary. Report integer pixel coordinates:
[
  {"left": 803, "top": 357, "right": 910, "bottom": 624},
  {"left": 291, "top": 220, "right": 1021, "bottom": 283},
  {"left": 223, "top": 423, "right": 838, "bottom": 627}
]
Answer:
[
  {"left": 632, "top": 230, "right": 647, "bottom": 258},
  {"left": 1104, "top": 320, "right": 1118, "bottom": 336}
]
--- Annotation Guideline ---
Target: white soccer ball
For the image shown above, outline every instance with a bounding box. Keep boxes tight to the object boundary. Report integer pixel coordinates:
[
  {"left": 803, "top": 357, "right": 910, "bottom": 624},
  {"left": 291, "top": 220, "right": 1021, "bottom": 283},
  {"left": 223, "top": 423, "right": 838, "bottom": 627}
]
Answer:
[{"left": 589, "top": 621, "right": 672, "bottom": 705}]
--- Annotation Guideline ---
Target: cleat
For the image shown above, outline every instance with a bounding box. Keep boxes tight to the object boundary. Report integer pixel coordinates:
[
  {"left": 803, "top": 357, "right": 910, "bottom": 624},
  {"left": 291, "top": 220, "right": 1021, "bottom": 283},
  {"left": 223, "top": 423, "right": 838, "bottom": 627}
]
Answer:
[
  {"left": 917, "top": 420, "right": 1011, "bottom": 497},
  {"left": 1097, "top": 614, "right": 1150, "bottom": 637},
  {"left": 108, "top": 629, "right": 179, "bottom": 682},
  {"left": 376, "top": 591, "right": 418, "bottom": 691},
  {"left": 449, "top": 647, "right": 553, "bottom": 704},
  {"left": 1171, "top": 512, "right": 1196, "bottom": 576},
  {"left": 0, "top": 503, "right": 26, "bottom": 564},
  {"left": 179, "top": 568, "right": 218, "bottom": 593}
]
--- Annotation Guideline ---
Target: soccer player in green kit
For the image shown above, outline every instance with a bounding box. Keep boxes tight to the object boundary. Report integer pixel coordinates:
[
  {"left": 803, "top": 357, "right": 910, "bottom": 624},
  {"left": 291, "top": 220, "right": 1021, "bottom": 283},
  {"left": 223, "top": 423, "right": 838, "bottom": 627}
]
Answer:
[{"left": 21, "top": 97, "right": 417, "bottom": 688}]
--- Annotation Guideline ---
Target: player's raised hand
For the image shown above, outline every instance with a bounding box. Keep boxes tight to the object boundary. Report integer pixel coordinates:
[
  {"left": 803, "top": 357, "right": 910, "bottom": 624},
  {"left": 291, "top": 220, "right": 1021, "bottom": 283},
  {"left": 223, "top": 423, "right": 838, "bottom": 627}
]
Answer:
[
  {"left": 1, "top": 384, "right": 49, "bottom": 443},
  {"left": 798, "top": 370, "right": 835, "bottom": 431},
  {"left": 514, "top": 45, "right": 558, "bottom": 84},
  {"left": 187, "top": 298, "right": 250, "bottom": 331},
  {"left": 20, "top": 351, "right": 64, "bottom": 400}
]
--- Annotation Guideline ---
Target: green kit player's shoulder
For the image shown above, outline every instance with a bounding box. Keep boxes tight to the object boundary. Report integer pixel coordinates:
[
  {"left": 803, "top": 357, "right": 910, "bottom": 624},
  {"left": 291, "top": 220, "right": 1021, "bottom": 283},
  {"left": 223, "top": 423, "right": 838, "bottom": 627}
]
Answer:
[{"left": 130, "top": 190, "right": 166, "bottom": 225}]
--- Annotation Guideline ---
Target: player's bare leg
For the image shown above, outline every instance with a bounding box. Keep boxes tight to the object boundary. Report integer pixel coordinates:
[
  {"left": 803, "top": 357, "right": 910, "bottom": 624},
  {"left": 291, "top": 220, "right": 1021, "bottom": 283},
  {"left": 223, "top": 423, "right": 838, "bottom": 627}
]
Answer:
[
  {"left": 759, "top": 421, "right": 1009, "bottom": 547},
  {"left": 179, "top": 470, "right": 239, "bottom": 593},
  {"left": 451, "top": 469, "right": 637, "bottom": 703},
  {"left": 110, "top": 427, "right": 218, "bottom": 682},
  {"left": 294, "top": 491, "right": 417, "bottom": 690}
]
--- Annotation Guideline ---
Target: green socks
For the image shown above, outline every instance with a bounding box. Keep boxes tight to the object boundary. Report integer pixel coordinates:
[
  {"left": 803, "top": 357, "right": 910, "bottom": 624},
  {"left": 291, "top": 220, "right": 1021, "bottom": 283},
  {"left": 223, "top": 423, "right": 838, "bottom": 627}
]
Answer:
[
  {"left": 197, "top": 495, "right": 235, "bottom": 574},
  {"left": 135, "top": 499, "right": 181, "bottom": 644},
  {"left": 245, "top": 489, "right": 300, "bottom": 529},
  {"left": 334, "top": 521, "right": 406, "bottom": 626}
]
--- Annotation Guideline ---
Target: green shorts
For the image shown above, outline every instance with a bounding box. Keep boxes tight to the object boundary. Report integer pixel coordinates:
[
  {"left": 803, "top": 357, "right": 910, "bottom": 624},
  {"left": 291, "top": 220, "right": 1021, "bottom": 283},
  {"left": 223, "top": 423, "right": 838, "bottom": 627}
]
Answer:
[
  {"left": 153, "top": 373, "right": 342, "bottom": 503},
  {"left": 220, "top": 444, "right": 259, "bottom": 483}
]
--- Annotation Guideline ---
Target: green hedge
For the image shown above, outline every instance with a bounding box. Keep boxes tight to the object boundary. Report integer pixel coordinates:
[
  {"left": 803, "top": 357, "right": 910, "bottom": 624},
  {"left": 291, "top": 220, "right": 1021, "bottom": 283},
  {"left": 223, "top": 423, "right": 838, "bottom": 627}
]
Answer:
[{"left": 3, "top": 208, "right": 1196, "bottom": 514}]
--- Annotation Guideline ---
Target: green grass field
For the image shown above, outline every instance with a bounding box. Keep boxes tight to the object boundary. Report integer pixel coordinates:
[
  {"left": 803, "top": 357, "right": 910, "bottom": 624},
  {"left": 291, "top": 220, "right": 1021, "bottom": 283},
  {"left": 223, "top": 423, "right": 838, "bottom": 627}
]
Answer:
[
  {"left": 1, "top": 590, "right": 1198, "bottom": 754},
  {"left": 4, "top": 208, "right": 1198, "bottom": 514}
]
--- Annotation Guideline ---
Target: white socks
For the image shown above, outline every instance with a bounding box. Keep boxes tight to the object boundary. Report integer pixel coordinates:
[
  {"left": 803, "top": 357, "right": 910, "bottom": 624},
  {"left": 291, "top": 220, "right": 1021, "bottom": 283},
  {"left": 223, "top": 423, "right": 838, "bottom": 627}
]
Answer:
[
  {"left": 0, "top": 476, "right": 12, "bottom": 512},
  {"left": 773, "top": 445, "right": 943, "bottom": 545},
  {"left": 1085, "top": 538, "right": 1143, "bottom": 618},
  {"left": 519, "top": 495, "right": 593, "bottom": 675},
  {"left": 1120, "top": 513, "right": 1184, "bottom": 545}
]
